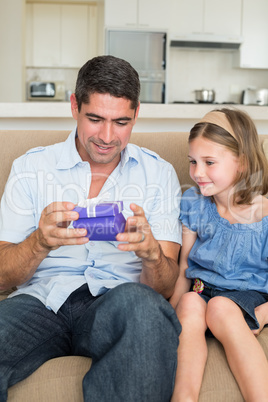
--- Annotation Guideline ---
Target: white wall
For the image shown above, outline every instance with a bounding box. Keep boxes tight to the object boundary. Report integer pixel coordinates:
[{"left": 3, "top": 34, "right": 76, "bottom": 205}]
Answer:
[
  {"left": 0, "top": 0, "right": 25, "bottom": 102},
  {"left": 168, "top": 47, "right": 268, "bottom": 104}
]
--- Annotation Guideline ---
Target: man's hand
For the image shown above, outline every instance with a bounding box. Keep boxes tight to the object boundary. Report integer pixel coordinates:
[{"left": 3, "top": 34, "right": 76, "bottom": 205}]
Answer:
[
  {"left": 116, "top": 203, "right": 180, "bottom": 298},
  {"left": 116, "top": 203, "right": 161, "bottom": 261},
  {"left": 0, "top": 201, "right": 89, "bottom": 289},
  {"left": 37, "top": 201, "right": 89, "bottom": 251}
]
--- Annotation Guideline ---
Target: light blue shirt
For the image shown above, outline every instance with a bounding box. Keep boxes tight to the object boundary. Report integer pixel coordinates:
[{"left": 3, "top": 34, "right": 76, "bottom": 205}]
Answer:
[{"left": 0, "top": 129, "right": 182, "bottom": 313}]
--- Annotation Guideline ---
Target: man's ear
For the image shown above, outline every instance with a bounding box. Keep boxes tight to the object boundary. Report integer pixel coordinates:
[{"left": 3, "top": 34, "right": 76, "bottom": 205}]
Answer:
[{"left": 70, "top": 93, "right": 78, "bottom": 120}]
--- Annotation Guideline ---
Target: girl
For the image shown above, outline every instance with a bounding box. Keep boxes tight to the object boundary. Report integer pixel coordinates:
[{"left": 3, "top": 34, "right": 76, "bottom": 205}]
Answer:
[{"left": 170, "top": 108, "right": 268, "bottom": 401}]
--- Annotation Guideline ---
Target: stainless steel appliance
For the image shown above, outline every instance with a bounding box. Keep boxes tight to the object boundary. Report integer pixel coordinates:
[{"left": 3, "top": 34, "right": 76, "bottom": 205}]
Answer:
[
  {"left": 241, "top": 88, "right": 268, "bottom": 105},
  {"left": 27, "top": 81, "right": 65, "bottom": 101},
  {"left": 194, "top": 89, "right": 216, "bottom": 103},
  {"left": 106, "top": 30, "right": 167, "bottom": 103}
]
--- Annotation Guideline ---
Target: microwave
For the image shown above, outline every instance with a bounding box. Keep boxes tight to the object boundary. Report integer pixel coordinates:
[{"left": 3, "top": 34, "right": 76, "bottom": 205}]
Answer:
[{"left": 27, "top": 81, "right": 65, "bottom": 101}]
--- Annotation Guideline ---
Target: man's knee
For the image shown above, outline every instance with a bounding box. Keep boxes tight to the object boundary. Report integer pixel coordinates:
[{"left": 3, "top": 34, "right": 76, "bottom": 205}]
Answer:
[
  {"left": 111, "top": 283, "right": 178, "bottom": 319},
  {"left": 96, "top": 282, "right": 181, "bottom": 337}
]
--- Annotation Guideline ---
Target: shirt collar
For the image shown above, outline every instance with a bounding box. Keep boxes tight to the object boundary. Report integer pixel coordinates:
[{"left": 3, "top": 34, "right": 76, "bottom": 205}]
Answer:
[
  {"left": 119, "top": 144, "right": 138, "bottom": 172},
  {"left": 56, "top": 127, "right": 82, "bottom": 170},
  {"left": 56, "top": 128, "right": 139, "bottom": 171}
]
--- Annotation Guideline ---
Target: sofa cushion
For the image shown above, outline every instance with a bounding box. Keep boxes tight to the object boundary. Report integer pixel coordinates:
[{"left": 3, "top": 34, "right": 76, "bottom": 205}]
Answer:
[
  {"left": 8, "top": 356, "right": 92, "bottom": 402},
  {"left": 7, "top": 329, "right": 268, "bottom": 401},
  {"left": 199, "top": 328, "right": 268, "bottom": 402}
]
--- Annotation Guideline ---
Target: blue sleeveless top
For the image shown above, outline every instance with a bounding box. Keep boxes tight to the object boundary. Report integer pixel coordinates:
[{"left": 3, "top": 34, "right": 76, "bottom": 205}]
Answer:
[{"left": 180, "top": 187, "right": 268, "bottom": 293}]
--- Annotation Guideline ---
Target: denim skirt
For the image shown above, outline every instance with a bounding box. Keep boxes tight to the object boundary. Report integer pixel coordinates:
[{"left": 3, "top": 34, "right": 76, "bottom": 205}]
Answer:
[{"left": 192, "top": 281, "right": 268, "bottom": 331}]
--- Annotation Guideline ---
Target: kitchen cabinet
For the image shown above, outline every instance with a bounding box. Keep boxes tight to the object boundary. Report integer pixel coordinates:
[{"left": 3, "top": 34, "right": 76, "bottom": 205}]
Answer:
[
  {"left": 26, "top": 3, "right": 97, "bottom": 68},
  {"left": 104, "top": 0, "right": 169, "bottom": 29},
  {"left": 104, "top": 0, "right": 137, "bottom": 27},
  {"left": 235, "top": 0, "right": 268, "bottom": 68},
  {"left": 170, "top": 0, "right": 242, "bottom": 39},
  {"left": 26, "top": 4, "right": 61, "bottom": 67}
]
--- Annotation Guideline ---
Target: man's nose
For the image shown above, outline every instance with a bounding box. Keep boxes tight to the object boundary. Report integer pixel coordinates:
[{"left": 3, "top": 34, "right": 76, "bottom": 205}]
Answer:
[{"left": 99, "top": 122, "right": 113, "bottom": 144}]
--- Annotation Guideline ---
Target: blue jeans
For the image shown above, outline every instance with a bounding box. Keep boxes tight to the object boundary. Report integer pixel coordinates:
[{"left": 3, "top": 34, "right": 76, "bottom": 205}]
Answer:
[{"left": 0, "top": 283, "right": 181, "bottom": 401}]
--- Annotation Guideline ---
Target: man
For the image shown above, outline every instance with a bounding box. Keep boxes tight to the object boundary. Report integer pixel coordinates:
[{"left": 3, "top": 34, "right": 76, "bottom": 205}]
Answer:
[{"left": 0, "top": 56, "right": 182, "bottom": 401}]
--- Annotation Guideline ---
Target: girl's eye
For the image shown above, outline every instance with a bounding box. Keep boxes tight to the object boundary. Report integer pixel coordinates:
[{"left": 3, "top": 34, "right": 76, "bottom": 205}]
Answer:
[
  {"left": 189, "top": 160, "right": 196, "bottom": 165},
  {"left": 206, "top": 161, "right": 214, "bottom": 166}
]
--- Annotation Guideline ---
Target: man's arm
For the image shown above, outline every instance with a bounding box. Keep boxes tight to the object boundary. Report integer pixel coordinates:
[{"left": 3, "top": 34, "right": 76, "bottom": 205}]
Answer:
[
  {"left": 0, "top": 234, "right": 50, "bottom": 290},
  {"left": 139, "top": 240, "right": 180, "bottom": 299},
  {"left": 0, "top": 201, "right": 88, "bottom": 290},
  {"left": 116, "top": 203, "right": 180, "bottom": 299}
]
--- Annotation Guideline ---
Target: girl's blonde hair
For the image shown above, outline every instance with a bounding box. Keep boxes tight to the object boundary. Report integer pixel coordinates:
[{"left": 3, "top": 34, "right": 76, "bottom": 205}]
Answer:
[{"left": 189, "top": 108, "right": 268, "bottom": 205}]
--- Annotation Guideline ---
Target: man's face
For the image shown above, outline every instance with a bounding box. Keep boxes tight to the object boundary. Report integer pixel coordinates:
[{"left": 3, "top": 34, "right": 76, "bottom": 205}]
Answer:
[{"left": 71, "top": 93, "right": 139, "bottom": 169}]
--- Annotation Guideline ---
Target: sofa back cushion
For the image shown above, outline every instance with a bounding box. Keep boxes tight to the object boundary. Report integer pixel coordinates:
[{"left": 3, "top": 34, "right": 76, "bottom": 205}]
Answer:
[
  {"left": 0, "top": 130, "right": 195, "bottom": 199},
  {"left": 0, "top": 130, "right": 267, "bottom": 200}
]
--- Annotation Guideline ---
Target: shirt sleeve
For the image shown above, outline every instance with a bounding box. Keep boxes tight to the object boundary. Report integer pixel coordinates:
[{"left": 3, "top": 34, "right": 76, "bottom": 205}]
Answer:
[
  {"left": 148, "top": 164, "right": 182, "bottom": 245},
  {"left": 179, "top": 187, "right": 203, "bottom": 232}
]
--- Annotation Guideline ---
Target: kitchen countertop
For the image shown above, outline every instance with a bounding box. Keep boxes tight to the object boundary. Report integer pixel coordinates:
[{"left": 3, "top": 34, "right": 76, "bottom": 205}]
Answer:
[
  {"left": 0, "top": 102, "right": 268, "bottom": 133},
  {"left": 1, "top": 102, "right": 268, "bottom": 119}
]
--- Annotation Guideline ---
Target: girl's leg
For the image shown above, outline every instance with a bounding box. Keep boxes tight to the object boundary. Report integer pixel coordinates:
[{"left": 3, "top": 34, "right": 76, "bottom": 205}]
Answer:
[
  {"left": 207, "top": 296, "right": 268, "bottom": 401},
  {"left": 171, "top": 292, "right": 207, "bottom": 402},
  {"left": 252, "top": 301, "right": 268, "bottom": 336}
]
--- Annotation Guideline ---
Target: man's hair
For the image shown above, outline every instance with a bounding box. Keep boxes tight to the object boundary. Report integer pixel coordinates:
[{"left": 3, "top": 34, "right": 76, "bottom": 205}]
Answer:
[
  {"left": 75, "top": 55, "right": 140, "bottom": 112},
  {"left": 189, "top": 108, "right": 268, "bottom": 205}
]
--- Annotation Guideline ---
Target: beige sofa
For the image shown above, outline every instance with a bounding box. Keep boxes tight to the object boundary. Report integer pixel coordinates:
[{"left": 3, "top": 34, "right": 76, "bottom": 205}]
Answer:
[{"left": 0, "top": 130, "right": 268, "bottom": 402}]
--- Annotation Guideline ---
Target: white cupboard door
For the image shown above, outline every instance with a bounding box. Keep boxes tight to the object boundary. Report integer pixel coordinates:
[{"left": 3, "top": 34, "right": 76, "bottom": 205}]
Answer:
[
  {"left": 88, "top": 5, "right": 98, "bottom": 60},
  {"left": 169, "top": 0, "right": 203, "bottom": 37},
  {"left": 61, "top": 5, "right": 88, "bottom": 67},
  {"left": 32, "top": 4, "right": 61, "bottom": 67},
  {"left": 25, "top": 4, "right": 33, "bottom": 66},
  {"left": 239, "top": 0, "right": 268, "bottom": 68},
  {"left": 138, "top": 0, "right": 170, "bottom": 29},
  {"left": 105, "top": 0, "right": 138, "bottom": 27},
  {"left": 204, "top": 0, "right": 242, "bottom": 37}
]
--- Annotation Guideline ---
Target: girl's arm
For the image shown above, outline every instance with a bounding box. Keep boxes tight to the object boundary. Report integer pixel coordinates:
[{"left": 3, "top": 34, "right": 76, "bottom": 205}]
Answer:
[{"left": 169, "top": 224, "right": 197, "bottom": 309}]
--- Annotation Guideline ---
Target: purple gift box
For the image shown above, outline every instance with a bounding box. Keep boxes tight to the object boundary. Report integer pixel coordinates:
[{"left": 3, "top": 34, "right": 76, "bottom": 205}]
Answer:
[{"left": 73, "top": 201, "right": 126, "bottom": 241}]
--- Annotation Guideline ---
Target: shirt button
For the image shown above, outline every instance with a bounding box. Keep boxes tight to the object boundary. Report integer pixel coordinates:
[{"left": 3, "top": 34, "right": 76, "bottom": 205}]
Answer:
[{"left": 90, "top": 241, "right": 95, "bottom": 246}]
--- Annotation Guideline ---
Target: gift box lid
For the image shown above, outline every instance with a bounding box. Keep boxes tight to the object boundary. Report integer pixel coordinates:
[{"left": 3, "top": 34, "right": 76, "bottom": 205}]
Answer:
[{"left": 73, "top": 201, "right": 124, "bottom": 218}]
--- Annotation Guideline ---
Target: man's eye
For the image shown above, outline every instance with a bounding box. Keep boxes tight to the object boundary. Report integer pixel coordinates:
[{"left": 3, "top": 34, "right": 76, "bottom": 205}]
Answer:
[
  {"left": 116, "top": 121, "right": 128, "bottom": 126},
  {"left": 89, "top": 118, "right": 100, "bottom": 123}
]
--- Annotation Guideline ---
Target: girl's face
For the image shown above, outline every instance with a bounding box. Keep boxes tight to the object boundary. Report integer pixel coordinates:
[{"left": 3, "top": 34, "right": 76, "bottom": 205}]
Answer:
[{"left": 188, "top": 136, "right": 241, "bottom": 199}]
